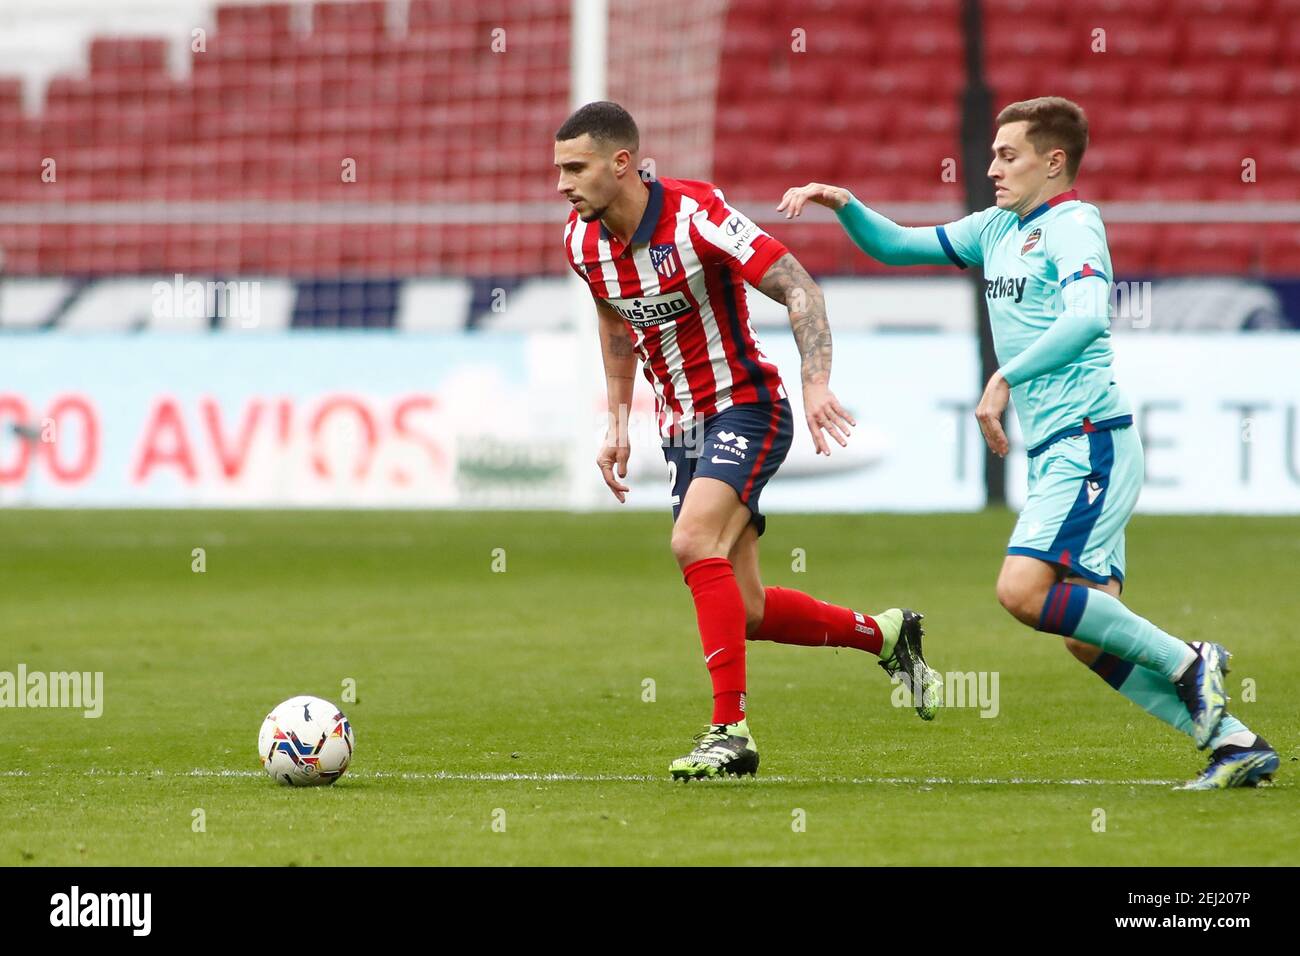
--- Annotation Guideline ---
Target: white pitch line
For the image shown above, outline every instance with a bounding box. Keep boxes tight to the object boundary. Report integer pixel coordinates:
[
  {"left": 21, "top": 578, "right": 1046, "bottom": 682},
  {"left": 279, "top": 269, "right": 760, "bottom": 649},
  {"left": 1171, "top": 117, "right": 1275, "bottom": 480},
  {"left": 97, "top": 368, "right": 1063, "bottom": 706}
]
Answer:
[{"left": 0, "top": 769, "right": 1185, "bottom": 786}]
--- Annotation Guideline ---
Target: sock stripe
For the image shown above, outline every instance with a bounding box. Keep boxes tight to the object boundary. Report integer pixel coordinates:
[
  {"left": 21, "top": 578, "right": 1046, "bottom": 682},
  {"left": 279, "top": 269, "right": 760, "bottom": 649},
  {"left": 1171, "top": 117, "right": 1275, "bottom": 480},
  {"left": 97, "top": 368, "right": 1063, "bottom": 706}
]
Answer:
[
  {"left": 1089, "top": 651, "right": 1136, "bottom": 691},
  {"left": 1038, "top": 582, "right": 1089, "bottom": 635},
  {"left": 1040, "top": 582, "right": 1069, "bottom": 632}
]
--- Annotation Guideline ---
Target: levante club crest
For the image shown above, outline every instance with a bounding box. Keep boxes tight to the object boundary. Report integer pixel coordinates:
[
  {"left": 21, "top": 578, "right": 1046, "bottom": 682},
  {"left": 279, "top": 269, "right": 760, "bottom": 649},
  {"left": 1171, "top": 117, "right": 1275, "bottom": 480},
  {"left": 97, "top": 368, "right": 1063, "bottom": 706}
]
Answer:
[{"left": 1021, "top": 227, "right": 1042, "bottom": 255}]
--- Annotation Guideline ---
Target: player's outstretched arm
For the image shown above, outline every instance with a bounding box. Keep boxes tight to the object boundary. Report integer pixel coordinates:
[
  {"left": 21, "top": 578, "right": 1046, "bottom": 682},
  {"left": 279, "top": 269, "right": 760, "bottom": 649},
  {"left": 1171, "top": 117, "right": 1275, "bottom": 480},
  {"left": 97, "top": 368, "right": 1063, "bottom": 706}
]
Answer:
[
  {"left": 778, "top": 183, "right": 955, "bottom": 266},
  {"left": 754, "top": 252, "right": 856, "bottom": 456},
  {"left": 595, "top": 298, "right": 636, "bottom": 502}
]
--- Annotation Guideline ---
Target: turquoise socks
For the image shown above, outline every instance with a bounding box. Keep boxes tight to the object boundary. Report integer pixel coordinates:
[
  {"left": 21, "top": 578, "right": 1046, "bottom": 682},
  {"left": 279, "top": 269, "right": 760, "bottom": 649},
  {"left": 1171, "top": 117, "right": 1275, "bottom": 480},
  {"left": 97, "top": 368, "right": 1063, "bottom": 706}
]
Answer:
[{"left": 1038, "top": 582, "right": 1196, "bottom": 680}]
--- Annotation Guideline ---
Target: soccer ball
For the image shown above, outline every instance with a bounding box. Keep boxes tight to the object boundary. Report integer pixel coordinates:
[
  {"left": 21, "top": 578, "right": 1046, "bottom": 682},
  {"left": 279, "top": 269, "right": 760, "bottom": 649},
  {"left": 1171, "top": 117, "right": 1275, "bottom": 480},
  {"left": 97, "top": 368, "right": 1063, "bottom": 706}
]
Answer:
[{"left": 258, "top": 696, "right": 355, "bottom": 786}]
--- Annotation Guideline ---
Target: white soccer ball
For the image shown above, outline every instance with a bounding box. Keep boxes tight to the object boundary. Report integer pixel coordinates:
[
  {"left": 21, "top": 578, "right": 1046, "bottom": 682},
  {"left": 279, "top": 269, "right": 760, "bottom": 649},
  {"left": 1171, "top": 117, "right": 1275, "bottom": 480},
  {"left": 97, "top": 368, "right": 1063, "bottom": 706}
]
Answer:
[{"left": 258, "top": 696, "right": 355, "bottom": 786}]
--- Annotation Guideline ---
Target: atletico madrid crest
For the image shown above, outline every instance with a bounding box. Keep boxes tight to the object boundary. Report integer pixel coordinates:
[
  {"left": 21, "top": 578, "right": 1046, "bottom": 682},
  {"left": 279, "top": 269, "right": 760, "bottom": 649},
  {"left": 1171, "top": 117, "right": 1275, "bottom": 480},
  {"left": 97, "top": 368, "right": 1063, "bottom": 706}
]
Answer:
[{"left": 650, "top": 243, "right": 680, "bottom": 280}]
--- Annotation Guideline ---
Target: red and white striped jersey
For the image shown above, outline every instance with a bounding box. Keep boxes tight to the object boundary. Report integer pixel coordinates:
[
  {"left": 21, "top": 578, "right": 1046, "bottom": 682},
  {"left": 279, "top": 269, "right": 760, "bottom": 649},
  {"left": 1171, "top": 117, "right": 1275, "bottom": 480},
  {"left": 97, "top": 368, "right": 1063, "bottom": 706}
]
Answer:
[{"left": 564, "top": 177, "right": 789, "bottom": 437}]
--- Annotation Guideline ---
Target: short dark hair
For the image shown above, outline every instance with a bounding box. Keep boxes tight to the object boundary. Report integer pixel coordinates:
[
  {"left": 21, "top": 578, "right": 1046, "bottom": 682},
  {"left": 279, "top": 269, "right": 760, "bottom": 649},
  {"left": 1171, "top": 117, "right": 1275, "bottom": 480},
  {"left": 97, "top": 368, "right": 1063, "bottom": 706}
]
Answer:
[
  {"left": 996, "top": 96, "right": 1089, "bottom": 179},
  {"left": 555, "top": 101, "right": 639, "bottom": 152}
]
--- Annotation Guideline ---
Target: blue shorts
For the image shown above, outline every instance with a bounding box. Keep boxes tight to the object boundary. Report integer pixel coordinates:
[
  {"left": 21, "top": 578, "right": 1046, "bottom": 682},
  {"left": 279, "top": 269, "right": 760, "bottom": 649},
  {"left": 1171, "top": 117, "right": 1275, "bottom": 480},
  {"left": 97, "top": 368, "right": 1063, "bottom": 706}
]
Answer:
[
  {"left": 1007, "top": 423, "right": 1144, "bottom": 585},
  {"left": 663, "top": 400, "right": 794, "bottom": 537}
]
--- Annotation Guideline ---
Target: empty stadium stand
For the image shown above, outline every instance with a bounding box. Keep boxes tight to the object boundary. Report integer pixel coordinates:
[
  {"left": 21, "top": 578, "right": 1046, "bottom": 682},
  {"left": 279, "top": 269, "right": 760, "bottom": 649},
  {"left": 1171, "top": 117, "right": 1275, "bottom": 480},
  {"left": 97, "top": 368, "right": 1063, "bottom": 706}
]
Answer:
[{"left": 0, "top": 0, "right": 1296, "bottom": 278}]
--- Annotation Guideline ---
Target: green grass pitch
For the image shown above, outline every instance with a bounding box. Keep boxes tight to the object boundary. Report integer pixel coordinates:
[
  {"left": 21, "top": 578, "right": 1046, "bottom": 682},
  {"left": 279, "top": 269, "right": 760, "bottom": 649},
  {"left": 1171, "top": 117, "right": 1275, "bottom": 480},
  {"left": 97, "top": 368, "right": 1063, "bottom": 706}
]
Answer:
[{"left": 1, "top": 509, "right": 1296, "bottom": 866}]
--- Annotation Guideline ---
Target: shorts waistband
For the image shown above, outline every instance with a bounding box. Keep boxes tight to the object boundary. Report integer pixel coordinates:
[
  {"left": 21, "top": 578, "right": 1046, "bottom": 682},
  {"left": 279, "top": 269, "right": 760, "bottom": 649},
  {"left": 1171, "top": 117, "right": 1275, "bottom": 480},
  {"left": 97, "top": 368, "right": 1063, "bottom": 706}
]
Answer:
[{"left": 1026, "top": 414, "right": 1134, "bottom": 458}]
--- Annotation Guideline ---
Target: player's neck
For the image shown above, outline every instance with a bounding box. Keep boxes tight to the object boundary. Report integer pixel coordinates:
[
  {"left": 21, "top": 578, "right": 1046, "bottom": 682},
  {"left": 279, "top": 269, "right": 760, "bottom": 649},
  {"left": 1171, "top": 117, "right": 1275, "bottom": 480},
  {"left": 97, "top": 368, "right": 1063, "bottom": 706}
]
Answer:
[
  {"left": 601, "top": 179, "right": 650, "bottom": 245},
  {"left": 1016, "top": 179, "right": 1075, "bottom": 219}
]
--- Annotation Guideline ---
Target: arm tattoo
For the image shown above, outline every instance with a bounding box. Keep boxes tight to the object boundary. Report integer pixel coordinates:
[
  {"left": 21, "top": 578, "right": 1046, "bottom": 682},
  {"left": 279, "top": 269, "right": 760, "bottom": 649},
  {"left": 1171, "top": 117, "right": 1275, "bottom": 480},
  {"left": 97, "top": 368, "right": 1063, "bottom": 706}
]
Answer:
[
  {"left": 607, "top": 331, "right": 635, "bottom": 359},
  {"left": 756, "top": 252, "right": 831, "bottom": 386},
  {"left": 597, "top": 301, "right": 638, "bottom": 379}
]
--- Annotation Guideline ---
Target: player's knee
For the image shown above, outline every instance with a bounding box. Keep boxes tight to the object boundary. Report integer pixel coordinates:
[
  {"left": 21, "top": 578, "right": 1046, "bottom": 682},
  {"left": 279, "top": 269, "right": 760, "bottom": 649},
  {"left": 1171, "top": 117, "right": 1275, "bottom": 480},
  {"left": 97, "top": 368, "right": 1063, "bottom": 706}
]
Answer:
[
  {"left": 996, "top": 573, "right": 1044, "bottom": 626},
  {"left": 670, "top": 522, "right": 717, "bottom": 569},
  {"left": 743, "top": 594, "right": 766, "bottom": 638}
]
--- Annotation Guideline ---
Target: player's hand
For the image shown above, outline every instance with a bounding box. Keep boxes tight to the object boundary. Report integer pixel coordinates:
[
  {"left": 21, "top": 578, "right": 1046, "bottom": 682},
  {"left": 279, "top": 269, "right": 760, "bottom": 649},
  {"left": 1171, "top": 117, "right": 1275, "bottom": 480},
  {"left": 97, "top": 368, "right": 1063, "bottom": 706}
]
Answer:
[
  {"left": 777, "top": 183, "right": 851, "bottom": 219},
  {"left": 976, "top": 372, "right": 1011, "bottom": 457},
  {"left": 802, "top": 383, "right": 855, "bottom": 455},
  {"left": 596, "top": 433, "right": 631, "bottom": 503}
]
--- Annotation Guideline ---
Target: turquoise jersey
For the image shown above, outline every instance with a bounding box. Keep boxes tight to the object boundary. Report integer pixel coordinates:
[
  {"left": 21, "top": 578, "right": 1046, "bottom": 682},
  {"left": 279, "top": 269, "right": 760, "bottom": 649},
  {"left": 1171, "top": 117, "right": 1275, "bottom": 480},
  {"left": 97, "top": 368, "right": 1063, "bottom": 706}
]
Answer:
[
  {"left": 834, "top": 189, "right": 1142, "bottom": 584},
  {"left": 935, "top": 190, "right": 1131, "bottom": 452}
]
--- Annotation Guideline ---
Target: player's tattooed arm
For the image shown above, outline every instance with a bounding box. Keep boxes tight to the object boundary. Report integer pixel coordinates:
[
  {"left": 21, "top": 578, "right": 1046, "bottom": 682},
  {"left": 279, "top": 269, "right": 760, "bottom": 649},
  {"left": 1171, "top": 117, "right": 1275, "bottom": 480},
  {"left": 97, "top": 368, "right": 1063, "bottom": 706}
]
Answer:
[
  {"left": 755, "top": 253, "right": 856, "bottom": 455},
  {"left": 596, "top": 297, "right": 637, "bottom": 376},
  {"left": 595, "top": 298, "right": 635, "bottom": 501},
  {"left": 755, "top": 253, "right": 831, "bottom": 385}
]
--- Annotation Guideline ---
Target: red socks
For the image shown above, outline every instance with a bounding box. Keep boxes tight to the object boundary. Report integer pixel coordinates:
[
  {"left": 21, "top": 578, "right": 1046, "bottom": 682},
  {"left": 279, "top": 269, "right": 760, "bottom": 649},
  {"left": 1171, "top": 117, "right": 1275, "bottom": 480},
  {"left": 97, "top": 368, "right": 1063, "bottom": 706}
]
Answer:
[
  {"left": 751, "top": 586, "right": 884, "bottom": 655},
  {"left": 682, "top": 566, "right": 882, "bottom": 726},
  {"left": 682, "top": 557, "right": 747, "bottom": 725}
]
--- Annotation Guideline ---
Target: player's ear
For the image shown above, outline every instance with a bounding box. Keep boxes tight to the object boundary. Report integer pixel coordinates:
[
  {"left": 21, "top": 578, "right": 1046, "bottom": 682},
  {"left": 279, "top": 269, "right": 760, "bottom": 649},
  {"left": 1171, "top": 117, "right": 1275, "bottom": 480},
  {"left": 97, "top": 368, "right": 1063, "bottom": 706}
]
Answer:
[
  {"left": 1047, "top": 146, "right": 1067, "bottom": 179},
  {"left": 612, "top": 147, "right": 633, "bottom": 178}
]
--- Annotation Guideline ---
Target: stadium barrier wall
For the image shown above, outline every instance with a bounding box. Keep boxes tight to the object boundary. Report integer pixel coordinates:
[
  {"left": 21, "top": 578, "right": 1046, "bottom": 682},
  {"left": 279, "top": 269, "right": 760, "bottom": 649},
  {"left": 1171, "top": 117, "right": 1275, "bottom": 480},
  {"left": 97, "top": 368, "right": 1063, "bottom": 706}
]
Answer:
[{"left": 0, "top": 332, "right": 1297, "bottom": 513}]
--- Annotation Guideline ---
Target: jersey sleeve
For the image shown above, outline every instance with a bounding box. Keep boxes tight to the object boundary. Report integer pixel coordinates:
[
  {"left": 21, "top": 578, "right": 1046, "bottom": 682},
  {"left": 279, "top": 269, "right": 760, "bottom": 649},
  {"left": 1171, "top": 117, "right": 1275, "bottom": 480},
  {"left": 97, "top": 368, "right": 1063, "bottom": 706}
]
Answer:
[
  {"left": 835, "top": 196, "right": 955, "bottom": 266},
  {"left": 935, "top": 207, "right": 996, "bottom": 269},
  {"left": 562, "top": 215, "right": 587, "bottom": 279},
  {"left": 1047, "top": 206, "right": 1110, "bottom": 289},
  {"left": 690, "top": 187, "right": 790, "bottom": 285}
]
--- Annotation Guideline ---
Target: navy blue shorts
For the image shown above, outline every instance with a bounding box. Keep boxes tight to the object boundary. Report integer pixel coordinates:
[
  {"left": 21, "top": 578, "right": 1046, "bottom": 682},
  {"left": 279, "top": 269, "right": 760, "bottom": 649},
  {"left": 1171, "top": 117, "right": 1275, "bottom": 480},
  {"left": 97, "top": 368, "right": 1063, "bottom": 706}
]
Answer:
[{"left": 662, "top": 400, "right": 794, "bottom": 537}]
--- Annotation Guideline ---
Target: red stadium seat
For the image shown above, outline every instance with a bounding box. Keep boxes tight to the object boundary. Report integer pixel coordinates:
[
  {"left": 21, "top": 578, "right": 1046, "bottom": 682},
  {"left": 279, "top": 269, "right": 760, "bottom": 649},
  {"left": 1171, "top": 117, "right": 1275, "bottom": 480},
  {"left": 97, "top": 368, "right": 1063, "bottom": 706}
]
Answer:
[
  {"left": 881, "top": 19, "right": 963, "bottom": 61},
  {"left": 1156, "top": 224, "right": 1256, "bottom": 275},
  {"left": 1098, "top": 101, "right": 1193, "bottom": 140},
  {"left": 985, "top": 61, "right": 1041, "bottom": 104},
  {"left": 882, "top": 102, "right": 959, "bottom": 138},
  {"left": 1076, "top": 145, "right": 1146, "bottom": 184},
  {"left": 215, "top": 3, "right": 294, "bottom": 36},
  {"left": 1258, "top": 225, "right": 1300, "bottom": 275},
  {"left": 1237, "top": 68, "right": 1300, "bottom": 101},
  {"left": 0, "top": 77, "right": 22, "bottom": 110},
  {"left": 0, "top": 0, "right": 1290, "bottom": 278},
  {"left": 788, "top": 102, "right": 887, "bottom": 141},
  {"left": 88, "top": 37, "right": 169, "bottom": 75},
  {"left": 872, "top": 0, "right": 960, "bottom": 17},
  {"left": 716, "top": 102, "right": 792, "bottom": 140},
  {"left": 1182, "top": 0, "right": 1270, "bottom": 17},
  {"left": 1135, "top": 65, "right": 1234, "bottom": 101},
  {"left": 1150, "top": 143, "right": 1252, "bottom": 181},
  {"left": 839, "top": 61, "right": 961, "bottom": 103},
  {"left": 1207, "top": 179, "right": 1300, "bottom": 201},
  {"left": 313, "top": 1, "right": 387, "bottom": 34},
  {"left": 1104, "top": 224, "right": 1161, "bottom": 274},
  {"left": 721, "top": 24, "right": 776, "bottom": 58},
  {"left": 765, "top": 61, "right": 840, "bottom": 100},
  {"left": 985, "top": 27, "right": 1081, "bottom": 66},
  {"left": 1044, "top": 66, "right": 1134, "bottom": 104},
  {"left": 1201, "top": 101, "right": 1295, "bottom": 140},
  {"left": 1185, "top": 22, "right": 1280, "bottom": 63},
  {"left": 983, "top": 0, "right": 1051, "bottom": 17},
  {"left": 1076, "top": 0, "right": 1167, "bottom": 17},
  {"left": 1092, "top": 22, "right": 1178, "bottom": 62}
]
